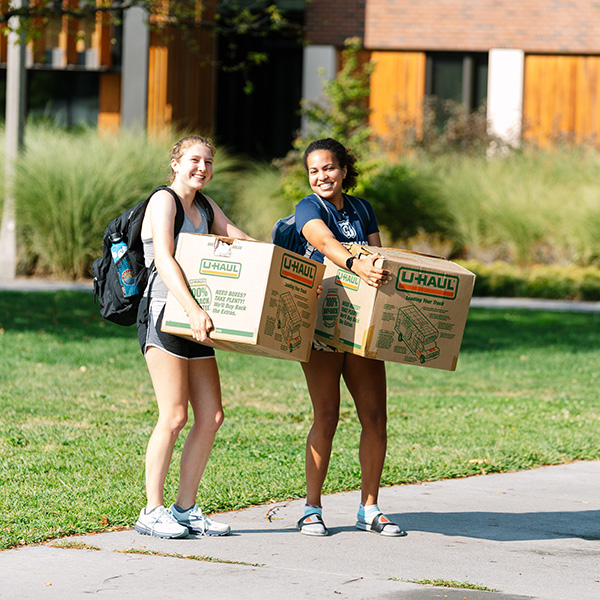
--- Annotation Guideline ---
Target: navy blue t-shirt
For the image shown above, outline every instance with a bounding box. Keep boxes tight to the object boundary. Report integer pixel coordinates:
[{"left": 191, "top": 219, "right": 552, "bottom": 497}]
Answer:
[{"left": 295, "top": 193, "right": 379, "bottom": 263}]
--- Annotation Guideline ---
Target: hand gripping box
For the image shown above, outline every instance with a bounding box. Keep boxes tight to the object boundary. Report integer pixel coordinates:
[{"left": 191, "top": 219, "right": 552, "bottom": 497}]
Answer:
[
  {"left": 314, "top": 245, "right": 476, "bottom": 371},
  {"left": 161, "top": 233, "right": 325, "bottom": 362}
]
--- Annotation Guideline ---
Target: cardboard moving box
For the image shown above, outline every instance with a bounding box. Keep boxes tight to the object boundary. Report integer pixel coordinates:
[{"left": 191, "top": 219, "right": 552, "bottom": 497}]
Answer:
[
  {"left": 162, "top": 233, "right": 325, "bottom": 362},
  {"left": 315, "top": 245, "right": 476, "bottom": 371}
]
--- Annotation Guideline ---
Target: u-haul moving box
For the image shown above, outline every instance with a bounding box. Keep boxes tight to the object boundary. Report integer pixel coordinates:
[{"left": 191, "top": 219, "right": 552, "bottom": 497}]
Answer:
[
  {"left": 315, "top": 245, "right": 476, "bottom": 371},
  {"left": 162, "top": 233, "right": 325, "bottom": 362}
]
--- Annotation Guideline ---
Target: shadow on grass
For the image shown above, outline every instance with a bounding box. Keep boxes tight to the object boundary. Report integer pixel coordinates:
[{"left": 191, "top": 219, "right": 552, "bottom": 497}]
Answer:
[
  {"left": 1, "top": 291, "right": 599, "bottom": 351},
  {"left": 0, "top": 290, "right": 133, "bottom": 340},
  {"left": 460, "top": 308, "right": 600, "bottom": 353}
]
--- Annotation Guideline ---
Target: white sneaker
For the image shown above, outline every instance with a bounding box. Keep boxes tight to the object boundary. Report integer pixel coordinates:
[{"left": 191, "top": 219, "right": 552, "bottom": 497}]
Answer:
[
  {"left": 169, "top": 503, "right": 231, "bottom": 536},
  {"left": 135, "top": 505, "right": 189, "bottom": 539}
]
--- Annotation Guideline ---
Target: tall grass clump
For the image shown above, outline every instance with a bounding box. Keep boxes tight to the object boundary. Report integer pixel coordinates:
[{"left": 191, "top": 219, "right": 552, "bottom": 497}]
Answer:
[
  {"left": 14, "top": 125, "right": 242, "bottom": 279},
  {"left": 414, "top": 146, "right": 600, "bottom": 266},
  {"left": 228, "top": 161, "right": 294, "bottom": 242},
  {"left": 15, "top": 125, "right": 167, "bottom": 279}
]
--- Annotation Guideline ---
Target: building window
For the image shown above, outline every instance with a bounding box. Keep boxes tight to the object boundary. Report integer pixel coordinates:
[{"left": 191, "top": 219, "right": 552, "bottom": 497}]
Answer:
[
  {"left": 27, "top": 70, "right": 100, "bottom": 127},
  {"left": 426, "top": 52, "right": 488, "bottom": 114}
]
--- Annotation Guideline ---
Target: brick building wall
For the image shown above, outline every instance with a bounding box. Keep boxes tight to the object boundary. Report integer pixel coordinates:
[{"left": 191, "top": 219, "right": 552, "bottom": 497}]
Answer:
[
  {"left": 305, "top": 0, "right": 366, "bottom": 46},
  {"left": 363, "top": 0, "right": 600, "bottom": 53}
]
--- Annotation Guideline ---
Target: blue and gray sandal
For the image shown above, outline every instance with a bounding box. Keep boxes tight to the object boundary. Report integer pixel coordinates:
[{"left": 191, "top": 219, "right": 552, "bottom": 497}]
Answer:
[
  {"left": 355, "top": 513, "right": 407, "bottom": 537},
  {"left": 297, "top": 512, "right": 329, "bottom": 536}
]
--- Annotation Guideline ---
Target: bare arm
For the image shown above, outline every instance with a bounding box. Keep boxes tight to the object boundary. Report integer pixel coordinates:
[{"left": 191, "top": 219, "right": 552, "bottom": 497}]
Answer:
[
  {"left": 148, "top": 191, "right": 213, "bottom": 342},
  {"left": 301, "top": 219, "right": 391, "bottom": 288}
]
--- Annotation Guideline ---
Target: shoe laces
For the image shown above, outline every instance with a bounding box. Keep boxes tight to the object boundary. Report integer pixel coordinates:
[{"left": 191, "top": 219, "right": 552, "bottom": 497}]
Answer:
[
  {"left": 188, "top": 505, "right": 210, "bottom": 534},
  {"left": 156, "top": 506, "right": 179, "bottom": 525}
]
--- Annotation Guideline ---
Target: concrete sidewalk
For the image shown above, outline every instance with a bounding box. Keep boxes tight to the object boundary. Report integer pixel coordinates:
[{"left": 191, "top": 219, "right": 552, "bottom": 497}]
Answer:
[
  {"left": 1, "top": 461, "right": 599, "bottom": 600},
  {"left": 2, "top": 277, "right": 600, "bottom": 313}
]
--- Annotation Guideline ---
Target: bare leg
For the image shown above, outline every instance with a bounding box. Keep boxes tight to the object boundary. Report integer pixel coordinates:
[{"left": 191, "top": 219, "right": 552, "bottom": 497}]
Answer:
[
  {"left": 342, "top": 354, "right": 387, "bottom": 507},
  {"left": 143, "top": 347, "right": 190, "bottom": 509},
  {"left": 175, "top": 357, "right": 224, "bottom": 509},
  {"left": 301, "top": 349, "right": 345, "bottom": 507}
]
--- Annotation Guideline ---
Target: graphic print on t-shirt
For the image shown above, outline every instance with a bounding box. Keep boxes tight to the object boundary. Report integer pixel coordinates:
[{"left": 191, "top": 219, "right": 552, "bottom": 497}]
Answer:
[
  {"left": 338, "top": 217, "right": 357, "bottom": 239},
  {"left": 337, "top": 209, "right": 358, "bottom": 239}
]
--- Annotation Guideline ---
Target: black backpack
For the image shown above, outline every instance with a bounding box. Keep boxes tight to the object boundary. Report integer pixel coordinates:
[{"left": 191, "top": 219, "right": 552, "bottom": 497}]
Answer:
[{"left": 92, "top": 186, "right": 214, "bottom": 326}]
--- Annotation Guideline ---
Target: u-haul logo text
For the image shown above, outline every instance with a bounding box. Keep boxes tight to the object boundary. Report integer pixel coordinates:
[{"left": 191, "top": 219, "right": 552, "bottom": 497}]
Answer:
[
  {"left": 281, "top": 254, "right": 317, "bottom": 287},
  {"left": 335, "top": 269, "right": 360, "bottom": 292},
  {"left": 199, "top": 259, "right": 241, "bottom": 279},
  {"left": 397, "top": 268, "right": 459, "bottom": 299}
]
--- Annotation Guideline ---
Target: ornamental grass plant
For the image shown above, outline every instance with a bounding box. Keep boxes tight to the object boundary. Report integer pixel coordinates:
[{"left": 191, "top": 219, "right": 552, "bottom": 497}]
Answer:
[
  {"left": 403, "top": 147, "right": 600, "bottom": 267},
  {"left": 12, "top": 125, "right": 241, "bottom": 279}
]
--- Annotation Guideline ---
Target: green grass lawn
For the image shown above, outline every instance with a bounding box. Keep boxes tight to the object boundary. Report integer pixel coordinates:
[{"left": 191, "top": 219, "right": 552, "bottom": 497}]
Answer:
[{"left": 1, "top": 291, "right": 599, "bottom": 549}]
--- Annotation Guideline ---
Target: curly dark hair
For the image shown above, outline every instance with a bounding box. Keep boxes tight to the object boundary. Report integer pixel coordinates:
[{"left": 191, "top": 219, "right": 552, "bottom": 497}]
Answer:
[{"left": 302, "top": 138, "right": 359, "bottom": 191}]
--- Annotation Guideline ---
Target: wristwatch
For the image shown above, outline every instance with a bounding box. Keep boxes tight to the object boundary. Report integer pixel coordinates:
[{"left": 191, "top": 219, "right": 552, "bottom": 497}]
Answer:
[{"left": 345, "top": 256, "right": 356, "bottom": 272}]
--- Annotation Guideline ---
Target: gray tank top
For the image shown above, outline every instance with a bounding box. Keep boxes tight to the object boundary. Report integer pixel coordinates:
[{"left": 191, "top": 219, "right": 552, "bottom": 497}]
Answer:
[{"left": 142, "top": 198, "right": 211, "bottom": 300}]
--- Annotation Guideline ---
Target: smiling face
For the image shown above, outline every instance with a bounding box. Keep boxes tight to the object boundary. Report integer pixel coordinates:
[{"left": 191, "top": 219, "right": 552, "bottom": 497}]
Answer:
[
  {"left": 171, "top": 142, "right": 214, "bottom": 192},
  {"left": 306, "top": 149, "right": 347, "bottom": 205}
]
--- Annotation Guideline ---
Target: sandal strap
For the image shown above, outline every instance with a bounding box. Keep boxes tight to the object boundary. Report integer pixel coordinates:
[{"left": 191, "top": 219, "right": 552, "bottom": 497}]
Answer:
[
  {"left": 297, "top": 512, "right": 328, "bottom": 532},
  {"left": 371, "top": 513, "right": 398, "bottom": 533}
]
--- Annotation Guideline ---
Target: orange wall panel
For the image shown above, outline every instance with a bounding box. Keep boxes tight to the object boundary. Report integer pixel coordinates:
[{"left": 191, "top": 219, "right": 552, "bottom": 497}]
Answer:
[
  {"left": 524, "top": 54, "right": 600, "bottom": 145},
  {"left": 368, "top": 51, "right": 426, "bottom": 139},
  {"left": 98, "top": 72, "right": 121, "bottom": 134}
]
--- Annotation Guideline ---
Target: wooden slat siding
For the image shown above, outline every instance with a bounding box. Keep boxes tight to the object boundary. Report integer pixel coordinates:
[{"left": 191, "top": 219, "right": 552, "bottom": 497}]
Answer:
[
  {"left": 163, "top": 26, "right": 215, "bottom": 133},
  {"left": 147, "top": 24, "right": 216, "bottom": 134},
  {"left": 98, "top": 72, "right": 121, "bottom": 134},
  {"left": 60, "top": 0, "right": 79, "bottom": 66},
  {"left": 368, "top": 51, "right": 426, "bottom": 138},
  {"left": 94, "top": 0, "right": 112, "bottom": 67},
  {"left": 147, "top": 30, "right": 170, "bottom": 134},
  {"left": 29, "top": 0, "right": 46, "bottom": 63},
  {"left": 0, "top": 29, "right": 6, "bottom": 64},
  {"left": 524, "top": 54, "right": 600, "bottom": 146},
  {"left": 0, "top": 0, "right": 8, "bottom": 62},
  {"left": 31, "top": 21, "right": 46, "bottom": 64}
]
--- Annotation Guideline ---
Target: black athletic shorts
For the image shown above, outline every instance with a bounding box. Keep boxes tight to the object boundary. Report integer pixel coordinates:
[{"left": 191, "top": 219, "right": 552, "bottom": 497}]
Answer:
[{"left": 137, "top": 297, "right": 215, "bottom": 360}]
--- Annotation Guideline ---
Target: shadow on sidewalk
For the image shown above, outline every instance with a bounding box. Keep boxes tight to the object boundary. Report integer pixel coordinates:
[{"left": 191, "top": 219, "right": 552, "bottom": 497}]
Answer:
[{"left": 395, "top": 510, "right": 600, "bottom": 542}]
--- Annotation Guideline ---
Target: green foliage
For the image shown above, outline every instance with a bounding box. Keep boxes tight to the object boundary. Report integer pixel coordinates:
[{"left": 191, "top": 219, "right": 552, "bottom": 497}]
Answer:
[
  {"left": 272, "top": 149, "right": 312, "bottom": 205},
  {"left": 13, "top": 124, "right": 241, "bottom": 279},
  {"left": 377, "top": 98, "right": 507, "bottom": 158},
  {"left": 354, "top": 160, "right": 454, "bottom": 244},
  {"left": 462, "top": 261, "right": 600, "bottom": 301},
  {"left": 227, "top": 161, "right": 292, "bottom": 242},
  {"left": 399, "top": 147, "right": 600, "bottom": 266},
  {"left": 1, "top": 291, "right": 599, "bottom": 548},
  {"left": 299, "top": 37, "right": 374, "bottom": 154},
  {"left": 5, "top": 122, "right": 600, "bottom": 280},
  {"left": 419, "top": 99, "right": 504, "bottom": 156},
  {"left": 407, "top": 579, "right": 497, "bottom": 592},
  {"left": 15, "top": 126, "right": 166, "bottom": 278}
]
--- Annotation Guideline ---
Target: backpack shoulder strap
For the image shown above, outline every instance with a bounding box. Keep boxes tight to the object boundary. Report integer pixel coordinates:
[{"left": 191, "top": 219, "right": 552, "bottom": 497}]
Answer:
[
  {"left": 194, "top": 192, "right": 214, "bottom": 233},
  {"left": 151, "top": 185, "right": 185, "bottom": 237},
  {"left": 344, "top": 194, "right": 370, "bottom": 232},
  {"left": 312, "top": 193, "right": 333, "bottom": 227},
  {"left": 143, "top": 186, "right": 185, "bottom": 284}
]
